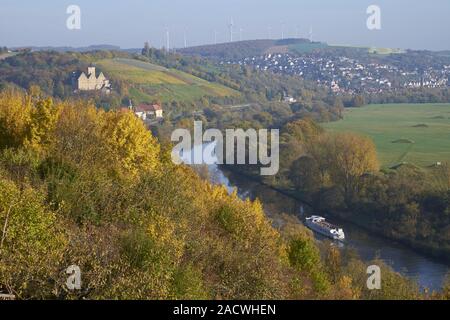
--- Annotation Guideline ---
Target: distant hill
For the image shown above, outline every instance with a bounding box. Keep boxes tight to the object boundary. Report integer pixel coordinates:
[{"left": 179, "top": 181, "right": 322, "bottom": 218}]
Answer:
[
  {"left": 179, "top": 38, "right": 325, "bottom": 60},
  {"left": 14, "top": 44, "right": 122, "bottom": 53},
  {"left": 0, "top": 50, "right": 241, "bottom": 107},
  {"left": 179, "top": 39, "right": 415, "bottom": 62}
]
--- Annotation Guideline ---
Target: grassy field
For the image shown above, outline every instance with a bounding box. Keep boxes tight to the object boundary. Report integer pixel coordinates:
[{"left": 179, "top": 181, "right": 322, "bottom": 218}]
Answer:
[
  {"left": 96, "top": 58, "right": 239, "bottom": 103},
  {"left": 0, "top": 52, "right": 17, "bottom": 60},
  {"left": 288, "top": 42, "right": 329, "bottom": 54},
  {"left": 367, "top": 47, "right": 405, "bottom": 55},
  {"left": 323, "top": 104, "right": 450, "bottom": 168},
  {"left": 329, "top": 45, "right": 404, "bottom": 55},
  {"left": 287, "top": 43, "right": 404, "bottom": 56}
]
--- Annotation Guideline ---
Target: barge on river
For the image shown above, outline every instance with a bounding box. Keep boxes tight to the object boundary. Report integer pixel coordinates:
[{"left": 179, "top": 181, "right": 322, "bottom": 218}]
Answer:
[{"left": 305, "top": 216, "right": 345, "bottom": 241}]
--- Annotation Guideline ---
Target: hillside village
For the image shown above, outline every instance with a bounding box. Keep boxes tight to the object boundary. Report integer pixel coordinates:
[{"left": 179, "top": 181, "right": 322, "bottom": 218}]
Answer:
[{"left": 226, "top": 53, "right": 450, "bottom": 94}]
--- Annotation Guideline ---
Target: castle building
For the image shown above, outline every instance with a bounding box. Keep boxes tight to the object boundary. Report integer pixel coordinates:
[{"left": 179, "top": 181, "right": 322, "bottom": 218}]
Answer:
[{"left": 76, "top": 67, "right": 111, "bottom": 93}]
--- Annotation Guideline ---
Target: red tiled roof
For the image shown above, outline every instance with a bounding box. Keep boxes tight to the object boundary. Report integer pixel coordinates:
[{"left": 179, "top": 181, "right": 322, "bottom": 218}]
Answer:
[
  {"left": 135, "top": 104, "right": 152, "bottom": 113},
  {"left": 135, "top": 104, "right": 162, "bottom": 113}
]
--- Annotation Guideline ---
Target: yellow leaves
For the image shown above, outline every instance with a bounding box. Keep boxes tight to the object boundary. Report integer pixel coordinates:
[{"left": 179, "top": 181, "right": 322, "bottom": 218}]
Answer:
[
  {"left": 102, "top": 111, "right": 160, "bottom": 177},
  {"left": 443, "top": 275, "right": 450, "bottom": 300},
  {"left": 329, "top": 132, "right": 379, "bottom": 176},
  {"left": 27, "top": 97, "right": 61, "bottom": 152},
  {"left": 0, "top": 90, "right": 32, "bottom": 149},
  {"left": 305, "top": 132, "right": 379, "bottom": 203},
  {"left": 334, "top": 276, "right": 360, "bottom": 300},
  {"left": 0, "top": 178, "right": 67, "bottom": 299},
  {"left": 0, "top": 90, "right": 60, "bottom": 153},
  {"left": 287, "top": 235, "right": 331, "bottom": 296},
  {"left": 54, "top": 102, "right": 106, "bottom": 168},
  {"left": 0, "top": 178, "right": 66, "bottom": 255},
  {"left": 324, "top": 132, "right": 379, "bottom": 203},
  {"left": 53, "top": 103, "right": 161, "bottom": 178},
  {"left": 282, "top": 118, "right": 324, "bottom": 144},
  {"left": 1, "top": 87, "right": 385, "bottom": 300},
  {"left": 208, "top": 184, "right": 280, "bottom": 251},
  {"left": 146, "top": 214, "right": 184, "bottom": 263},
  {"left": 0, "top": 90, "right": 162, "bottom": 179},
  {"left": 210, "top": 184, "right": 230, "bottom": 200}
]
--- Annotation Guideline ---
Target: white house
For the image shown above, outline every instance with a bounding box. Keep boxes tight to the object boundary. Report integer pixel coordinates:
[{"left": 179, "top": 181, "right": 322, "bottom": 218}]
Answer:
[{"left": 133, "top": 103, "right": 163, "bottom": 120}]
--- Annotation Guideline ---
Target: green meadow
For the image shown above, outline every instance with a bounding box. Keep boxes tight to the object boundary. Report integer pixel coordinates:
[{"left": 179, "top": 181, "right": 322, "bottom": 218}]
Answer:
[
  {"left": 288, "top": 42, "right": 328, "bottom": 54},
  {"left": 322, "top": 104, "right": 450, "bottom": 168}
]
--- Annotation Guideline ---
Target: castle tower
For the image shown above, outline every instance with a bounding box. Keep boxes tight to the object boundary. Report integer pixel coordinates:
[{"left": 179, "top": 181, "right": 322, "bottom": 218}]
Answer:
[{"left": 87, "top": 67, "right": 96, "bottom": 76}]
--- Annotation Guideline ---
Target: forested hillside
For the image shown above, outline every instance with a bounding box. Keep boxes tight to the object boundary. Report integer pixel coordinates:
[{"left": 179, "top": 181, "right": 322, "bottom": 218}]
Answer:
[
  {"left": 0, "top": 50, "right": 241, "bottom": 109},
  {"left": 1, "top": 88, "right": 445, "bottom": 299},
  {"left": 179, "top": 38, "right": 315, "bottom": 60},
  {"left": 0, "top": 49, "right": 348, "bottom": 117},
  {"left": 0, "top": 50, "right": 130, "bottom": 104}
]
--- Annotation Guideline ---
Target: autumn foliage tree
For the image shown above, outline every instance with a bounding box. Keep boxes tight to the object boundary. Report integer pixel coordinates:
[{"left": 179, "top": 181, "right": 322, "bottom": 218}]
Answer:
[
  {"left": 290, "top": 131, "right": 379, "bottom": 207},
  {"left": 0, "top": 88, "right": 300, "bottom": 299},
  {"left": 321, "top": 133, "right": 379, "bottom": 206},
  {"left": 0, "top": 88, "right": 438, "bottom": 300}
]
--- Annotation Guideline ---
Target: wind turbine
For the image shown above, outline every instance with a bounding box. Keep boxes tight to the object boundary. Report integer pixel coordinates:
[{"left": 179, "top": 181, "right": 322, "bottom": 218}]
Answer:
[
  {"left": 309, "top": 26, "right": 313, "bottom": 42},
  {"left": 268, "top": 26, "right": 272, "bottom": 39},
  {"left": 165, "top": 27, "right": 170, "bottom": 51},
  {"left": 183, "top": 29, "right": 187, "bottom": 48},
  {"left": 239, "top": 27, "right": 244, "bottom": 41},
  {"left": 214, "top": 30, "right": 218, "bottom": 44},
  {"left": 229, "top": 18, "right": 234, "bottom": 42},
  {"left": 281, "top": 22, "right": 285, "bottom": 40}
]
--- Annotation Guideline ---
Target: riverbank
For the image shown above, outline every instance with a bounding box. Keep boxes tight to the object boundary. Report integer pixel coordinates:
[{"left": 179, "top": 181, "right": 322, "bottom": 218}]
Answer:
[
  {"left": 221, "top": 165, "right": 450, "bottom": 266},
  {"left": 216, "top": 165, "right": 449, "bottom": 289}
]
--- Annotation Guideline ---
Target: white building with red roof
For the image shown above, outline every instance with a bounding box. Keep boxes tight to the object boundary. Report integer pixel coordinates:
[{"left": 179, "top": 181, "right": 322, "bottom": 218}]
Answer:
[{"left": 133, "top": 103, "right": 163, "bottom": 120}]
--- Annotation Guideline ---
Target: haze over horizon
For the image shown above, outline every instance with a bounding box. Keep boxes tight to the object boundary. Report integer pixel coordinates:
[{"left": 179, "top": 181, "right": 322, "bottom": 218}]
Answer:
[{"left": 1, "top": 0, "right": 449, "bottom": 51}]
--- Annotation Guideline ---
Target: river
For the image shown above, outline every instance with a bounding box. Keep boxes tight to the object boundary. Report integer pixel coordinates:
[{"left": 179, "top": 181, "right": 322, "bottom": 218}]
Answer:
[{"left": 181, "top": 143, "right": 449, "bottom": 290}]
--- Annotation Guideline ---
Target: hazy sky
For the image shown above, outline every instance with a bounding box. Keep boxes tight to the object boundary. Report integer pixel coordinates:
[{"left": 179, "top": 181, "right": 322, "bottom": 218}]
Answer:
[{"left": 1, "top": 0, "right": 449, "bottom": 50}]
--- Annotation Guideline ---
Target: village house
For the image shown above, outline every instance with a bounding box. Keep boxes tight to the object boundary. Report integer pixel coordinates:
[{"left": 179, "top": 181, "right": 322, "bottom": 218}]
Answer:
[
  {"left": 123, "top": 101, "right": 163, "bottom": 121},
  {"left": 75, "top": 66, "right": 111, "bottom": 93},
  {"left": 283, "top": 93, "right": 297, "bottom": 104},
  {"left": 136, "top": 103, "right": 163, "bottom": 120}
]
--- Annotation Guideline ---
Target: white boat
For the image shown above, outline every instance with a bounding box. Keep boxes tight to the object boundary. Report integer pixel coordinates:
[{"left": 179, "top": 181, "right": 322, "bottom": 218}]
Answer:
[{"left": 305, "top": 216, "right": 345, "bottom": 241}]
